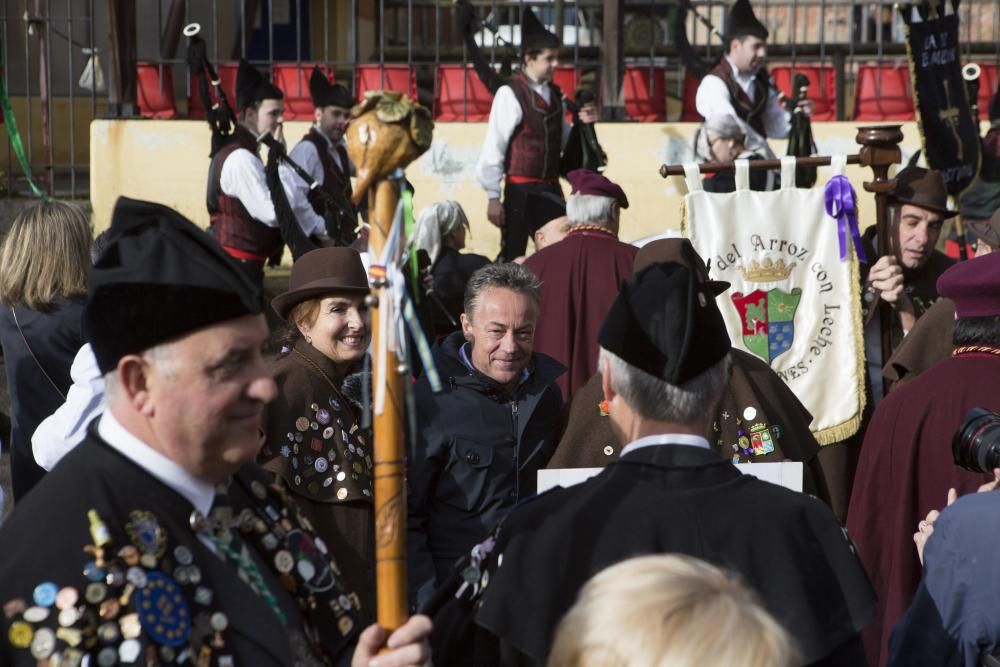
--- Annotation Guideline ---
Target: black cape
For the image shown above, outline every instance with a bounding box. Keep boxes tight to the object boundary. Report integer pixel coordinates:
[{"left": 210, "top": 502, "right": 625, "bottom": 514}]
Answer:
[
  {"left": 473, "top": 444, "right": 876, "bottom": 667},
  {"left": 0, "top": 429, "right": 361, "bottom": 666}
]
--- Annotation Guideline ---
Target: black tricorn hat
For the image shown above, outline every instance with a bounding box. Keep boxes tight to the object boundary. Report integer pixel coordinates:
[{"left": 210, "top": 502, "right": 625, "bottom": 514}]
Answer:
[
  {"left": 236, "top": 59, "right": 284, "bottom": 111},
  {"left": 522, "top": 7, "right": 560, "bottom": 53},
  {"left": 725, "top": 0, "right": 769, "bottom": 42},
  {"left": 309, "top": 66, "right": 353, "bottom": 109},
  {"left": 598, "top": 262, "right": 731, "bottom": 385},
  {"left": 84, "top": 197, "right": 264, "bottom": 374},
  {"left": 525, "top": 191, "right": 567, "bottom": 234}
]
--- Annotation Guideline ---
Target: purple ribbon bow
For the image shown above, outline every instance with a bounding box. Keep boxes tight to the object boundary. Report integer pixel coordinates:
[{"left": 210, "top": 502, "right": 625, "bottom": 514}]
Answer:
[{"left": 825, "top": 175, "right": 868, "bottom": 263}]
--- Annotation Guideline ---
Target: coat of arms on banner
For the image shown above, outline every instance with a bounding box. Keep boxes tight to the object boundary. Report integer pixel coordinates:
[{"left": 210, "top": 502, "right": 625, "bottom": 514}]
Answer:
[{"left": 731, "top": 259, "right": 803, "bottom": 365}]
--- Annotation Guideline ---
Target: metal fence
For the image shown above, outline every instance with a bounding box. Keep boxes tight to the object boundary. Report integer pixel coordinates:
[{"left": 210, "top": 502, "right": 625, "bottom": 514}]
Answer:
[{"left": 2, "top": 0, "right": 1000, "bottom": 198}]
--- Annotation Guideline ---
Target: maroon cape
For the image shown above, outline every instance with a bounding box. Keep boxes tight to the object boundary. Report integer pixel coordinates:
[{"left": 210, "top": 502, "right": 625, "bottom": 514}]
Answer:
[
  {"left": 523, "top": 229, "right": 637, "bottom": 398},
  {"left": 846, "top": 353, "right": 999, "bottom": 667}
]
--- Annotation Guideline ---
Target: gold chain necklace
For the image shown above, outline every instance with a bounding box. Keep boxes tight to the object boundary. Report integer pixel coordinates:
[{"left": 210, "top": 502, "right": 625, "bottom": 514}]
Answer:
[{"left": 953, "top": 345, "right": 1000, "bottom": 358}]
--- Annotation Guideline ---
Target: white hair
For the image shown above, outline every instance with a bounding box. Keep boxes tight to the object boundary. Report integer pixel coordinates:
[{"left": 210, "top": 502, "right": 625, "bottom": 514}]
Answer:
[
  {"left": 599, "top": 347, "right": 731, "bottom": 424},
  {"left": 103, "top": 342, "right": 177, "bottom": 401},
  {"left": 695, "top": 114, "right": 747, "bottom": 161},
  {"left": 566, "top": 194, "right": 617, "bottom": 228}
]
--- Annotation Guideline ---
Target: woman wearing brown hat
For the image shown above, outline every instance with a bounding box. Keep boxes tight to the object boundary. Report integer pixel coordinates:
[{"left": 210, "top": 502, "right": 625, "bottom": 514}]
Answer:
[{"left": 258, "top": 246, "right": 375, "bottom": 620}]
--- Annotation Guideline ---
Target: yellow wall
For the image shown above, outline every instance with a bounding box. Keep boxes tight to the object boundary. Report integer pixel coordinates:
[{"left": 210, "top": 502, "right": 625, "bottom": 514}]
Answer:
[
  {"left": 1, "top": 98, "right": 104, "bottom": 167},
  {"left": 90, "top": 119, "right": 929, "bottom": 259}
]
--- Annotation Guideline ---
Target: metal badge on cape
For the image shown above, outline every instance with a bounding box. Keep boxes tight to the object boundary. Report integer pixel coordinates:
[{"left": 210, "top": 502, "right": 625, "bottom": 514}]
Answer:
[{"left": 904, "top": 0, "right": 981, "bottom": 195}]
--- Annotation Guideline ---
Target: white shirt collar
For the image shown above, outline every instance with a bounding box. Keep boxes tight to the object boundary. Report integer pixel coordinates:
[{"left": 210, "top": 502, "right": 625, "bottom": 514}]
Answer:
[
  {"left": 524, "top": 73, "right": 550, "bottom": 94},
  {"left": 98, "top": 411, "right": 216, "bottom": 517},
  {"left": 620, "top": 433, "right": 712, "bottom": 457},
  {"left": 725, "top": 55, "right": 756, "bottom": 85}
]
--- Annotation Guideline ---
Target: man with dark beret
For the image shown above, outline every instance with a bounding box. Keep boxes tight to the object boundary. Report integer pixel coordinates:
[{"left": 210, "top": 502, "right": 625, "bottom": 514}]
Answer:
[
  {"left": 847, "top": 251, "right": 1000, "bottom": 667},
  {"left": 456, "top": 260, "right": 875, "bottom": 667},
  {"left": 523, "top": 169, "right": 637, "bottom": 398},
  {"left": 279, "top": 67, "right": 360, "bottom": 247},
  {"left": 206, "top": 59, "right": 287, "bottom": 285},
  {"left": 548, "top": 237, "right": 830, "bottom": 503},
  {"left": 524, "top": 191, "right": 570, "bottom": 253},
  {"left": 0, "top": 197, "right": 431, "bottom": 666}
]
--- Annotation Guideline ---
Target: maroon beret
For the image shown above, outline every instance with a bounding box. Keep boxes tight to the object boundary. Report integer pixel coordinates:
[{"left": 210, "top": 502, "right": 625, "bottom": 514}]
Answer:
[
  {"left": 937, "top": 252, "right": 1000, "bottom": 317},
  {"left": 566, "top": 169, "right": 629, "bottom": 209}
]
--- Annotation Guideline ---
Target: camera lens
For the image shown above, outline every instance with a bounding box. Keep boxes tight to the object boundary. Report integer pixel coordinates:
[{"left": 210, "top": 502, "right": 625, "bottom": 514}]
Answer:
[{"left": 952, "top": 407, "right": 1000, "bottom": 473}]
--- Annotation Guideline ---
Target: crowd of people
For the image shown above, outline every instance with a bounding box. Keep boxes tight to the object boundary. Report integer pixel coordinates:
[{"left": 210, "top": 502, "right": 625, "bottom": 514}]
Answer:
[{"left": 2, "top": 0, "right": 1000, "bottom": 666}]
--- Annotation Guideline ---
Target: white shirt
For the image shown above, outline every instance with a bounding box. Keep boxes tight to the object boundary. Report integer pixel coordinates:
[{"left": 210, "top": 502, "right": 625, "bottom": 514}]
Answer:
[
  {"left": 219, "top": 146, "right": 278, "bottom": 226},
  {"left": 98, "top": 410, "right": 216, "bottom": 519},
  {"left": 695, "top": 56, "right": 791, "bottom": 158},
  {"left": 475, "top": 76, "right": 573, "bottom": 199},
  {"left": 32, "top": 343, "right": 105, "bottom": 470},
  {"left": 279, "top": 127, "right": 353, "bottom": 241},
  {"left": 619, "top": 433, "right": 712, "bottom": 457}
]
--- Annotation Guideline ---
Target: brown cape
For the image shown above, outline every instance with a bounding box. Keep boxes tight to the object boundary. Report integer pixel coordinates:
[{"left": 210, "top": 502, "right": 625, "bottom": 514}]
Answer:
[
  {"left": 882, "top": 297, "right": 956, "bottom": 386},
  {"left": 547, "top": 348, "right": 830, "bottom": 502},
  {"left": 846, "top": 353, "right": 999, "bottom": 667},
  {"left": 523, "top": 229, "right": 637, "bottom": 399}
]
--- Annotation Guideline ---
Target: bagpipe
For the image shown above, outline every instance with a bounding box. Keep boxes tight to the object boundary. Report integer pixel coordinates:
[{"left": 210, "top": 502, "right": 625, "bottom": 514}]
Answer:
[{"left": 454, "top": 0, "right": 607, "bottom": 173}]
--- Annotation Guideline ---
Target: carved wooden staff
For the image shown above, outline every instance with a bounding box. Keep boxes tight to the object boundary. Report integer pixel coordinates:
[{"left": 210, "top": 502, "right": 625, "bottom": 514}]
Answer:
[{"left": 346, "top": 92, "right": 433, "bottom": 630}]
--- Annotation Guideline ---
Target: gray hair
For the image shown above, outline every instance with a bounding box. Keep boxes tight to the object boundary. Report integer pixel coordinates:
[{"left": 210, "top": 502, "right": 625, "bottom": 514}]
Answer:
[
  {"left": 566, "top": 194, "right": 617, "bottom": 228},
  {"left": 103, "top": 342, "right": 177, "bottom": 401},
  {"left": 599, "top": 347, "right": 731, "bottom": 424},
  {"left": 695, "top": 114, "right": 746, "bottom": 161},
  {"left": 463, "top": 262, "right": 541, "bottom": 318}
]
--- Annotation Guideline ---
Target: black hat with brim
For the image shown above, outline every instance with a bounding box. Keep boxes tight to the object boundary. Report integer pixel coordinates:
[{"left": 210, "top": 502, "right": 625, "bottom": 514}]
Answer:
[
  {"left": 598, "top": 262, "right": 731, "bottom": 385},
  {"left": 522, "top": 7, "right": 560, "bottom": 52},
  {"left": 84, "top": 197, "right": 264, "bottom": 374},
  {"left": 309, "top": 66, "right": 354, "bottom": 109},
  {"left": 725, "top": 0, "right": 769, "bottom": 42},
  {"left": 236, "top": 59, "right": 284, "bottom": 112}
]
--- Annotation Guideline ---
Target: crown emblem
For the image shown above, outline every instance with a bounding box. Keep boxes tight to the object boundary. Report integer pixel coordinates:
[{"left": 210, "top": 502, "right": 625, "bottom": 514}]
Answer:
[{"left": 739, "top": 258, "right": 796, "bottom": 283}]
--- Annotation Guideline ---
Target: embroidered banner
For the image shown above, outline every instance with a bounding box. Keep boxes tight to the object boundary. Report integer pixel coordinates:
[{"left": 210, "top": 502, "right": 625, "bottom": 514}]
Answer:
[
  {"left": 682, "top": 157, "right": 866, "bottom": 444},
  {"left": 904, "top": 0, "right": 980, "bottom": 195}
]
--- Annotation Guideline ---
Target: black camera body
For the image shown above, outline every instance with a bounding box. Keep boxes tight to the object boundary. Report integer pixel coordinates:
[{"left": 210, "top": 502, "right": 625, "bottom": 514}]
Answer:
[{"left": 953, "top": 407, "right": 1000, "bottom": 473}]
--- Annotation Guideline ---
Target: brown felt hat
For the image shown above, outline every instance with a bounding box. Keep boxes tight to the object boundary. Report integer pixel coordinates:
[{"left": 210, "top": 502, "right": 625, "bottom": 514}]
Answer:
[
  {"left": 891, "top": 165, "right": 955, "bottom": 219},
  {"left": 271, "top": 247, "right": 369, "bottom": 320},
  {"left": 634, "top": 238, "right": 731, "bottom": 296},
  {"left": 965, "top": 208, "right": 1000, "bottom": 251}
]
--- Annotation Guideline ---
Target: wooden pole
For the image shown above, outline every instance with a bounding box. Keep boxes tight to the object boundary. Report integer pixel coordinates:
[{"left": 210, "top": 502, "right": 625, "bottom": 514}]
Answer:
[
  {"left": 367, "top": 178, "right": 408, "bottom": 632},
  {"left": 856, "top": 125, "right": 903, "bottom": 397},
  {"left": 660, "top": 154, "right": 862, "bottom": 178},
  {"left": 346, "top": 93, "right": 433, "bottom": 632}
]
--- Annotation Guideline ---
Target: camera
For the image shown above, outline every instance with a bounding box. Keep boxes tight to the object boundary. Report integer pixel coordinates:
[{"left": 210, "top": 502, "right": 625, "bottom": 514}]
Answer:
[{"left": 952, "top": 407, "right": 1000, "bottom": 473}]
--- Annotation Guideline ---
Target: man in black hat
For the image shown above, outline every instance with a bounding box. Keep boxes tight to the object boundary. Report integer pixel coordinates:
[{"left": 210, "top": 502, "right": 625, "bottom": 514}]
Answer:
[
  {"left": 206, "top": 59, "right": 286, "bottom": 285},
  {"left": 861, "top": 164, "right": 956, "bottom": 400},
  {"left": 474, "top": 7, "right": 598, "bottom": 261},
  {"left": 0, "top": 197, "right": 432, "bottom": 666},
  {"left": 695, "top": 0, "right": 792, "bottom": 158},
  {"left": 279, "top": 67, "right": 359, "bottom": 247},
  {"left": 511, "top": 191, "right": 570, "bottom": 263},
  {"left": 455, "top": 261, "right": 875, "bottom": 667}
]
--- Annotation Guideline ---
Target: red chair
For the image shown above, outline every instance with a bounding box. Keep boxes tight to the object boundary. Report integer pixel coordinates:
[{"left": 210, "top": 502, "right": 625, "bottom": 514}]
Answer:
[
  {"left": 272, "top": 63, "right": 335, "bottom": 120},
  {"left": 679, "top": 71, "right": 702, "bottom": 121},
  {"left": 553, "top": 65, "right": 581, "bottom": 99},
  {"left": 434, "top": 65, "right": 494, "bottom": 121},
  {"left": 355, "top": 64, "right": 418, "bottom": 103},
  {"left": 853, "top": 64, "right": 914, "bottom": 121},
  {"left": 974, "top": 62, "right": 1000, "bottom": 120},
  {"left": 770, "top": 64, "right": 837, "bottom": 121},
  {"left": 136, "top": 62, "right": 177, "bottom": 119},
  {"left": 187, "top": 62, "right": 239, "bottom": 119},
  {"left": 623, "top": 65, "right": 666, "bottom": 121}
]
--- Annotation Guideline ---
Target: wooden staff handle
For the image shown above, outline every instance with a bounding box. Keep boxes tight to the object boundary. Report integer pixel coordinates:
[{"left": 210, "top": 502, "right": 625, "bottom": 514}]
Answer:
[
  {"left": 367, "top": 178, "right": 409, "bottom": 631},
  {"left": 659, "top": 154, "right": 862, "bottom": 177}
]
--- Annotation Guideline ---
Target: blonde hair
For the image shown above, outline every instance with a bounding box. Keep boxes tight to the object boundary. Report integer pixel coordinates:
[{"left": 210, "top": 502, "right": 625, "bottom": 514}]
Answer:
[
  {"left": 0, "top": 200, "right": 91, "bottom": 310},
  {"left": 548, "top": 555, "right": 799, "bottom": 667}
]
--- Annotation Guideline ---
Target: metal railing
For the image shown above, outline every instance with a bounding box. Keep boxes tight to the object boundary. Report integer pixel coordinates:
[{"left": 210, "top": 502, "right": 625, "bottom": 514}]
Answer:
[{"left": 2, "top": 0, "right": 1000, "bottom": 198}]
